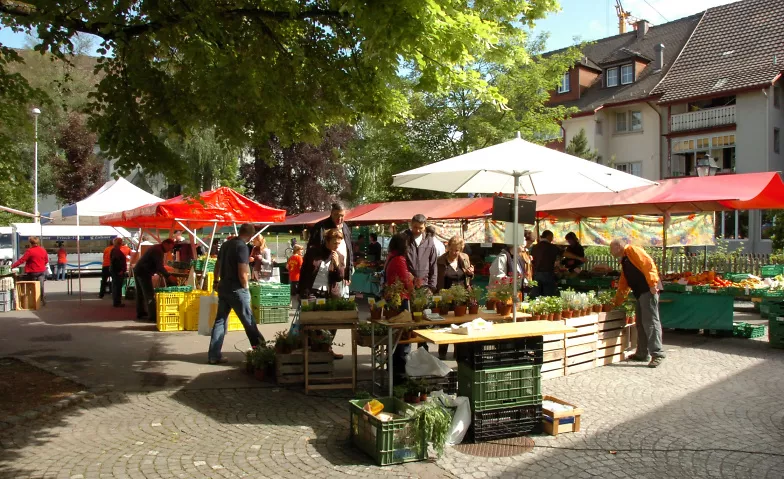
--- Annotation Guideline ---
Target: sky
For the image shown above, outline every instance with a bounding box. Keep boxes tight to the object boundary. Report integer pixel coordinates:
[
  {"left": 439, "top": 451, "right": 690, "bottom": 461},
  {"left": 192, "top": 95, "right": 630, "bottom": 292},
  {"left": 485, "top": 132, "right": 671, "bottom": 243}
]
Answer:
[{"left": 0, "top": 0, "right": 740, "bottom": 54}]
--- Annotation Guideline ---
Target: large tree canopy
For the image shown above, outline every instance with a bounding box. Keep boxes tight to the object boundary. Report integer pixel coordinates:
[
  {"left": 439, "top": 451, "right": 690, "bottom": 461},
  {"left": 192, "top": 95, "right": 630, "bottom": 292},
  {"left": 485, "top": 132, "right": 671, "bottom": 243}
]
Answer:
[{"left": 1, "top": 0, "right": 561, "bottom": 181}]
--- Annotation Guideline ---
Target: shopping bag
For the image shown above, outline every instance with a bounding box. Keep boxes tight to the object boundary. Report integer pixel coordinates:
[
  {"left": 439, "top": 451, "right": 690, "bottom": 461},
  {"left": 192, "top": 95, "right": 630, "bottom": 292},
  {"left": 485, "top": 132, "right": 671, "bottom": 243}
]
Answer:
[
  {"left": 198, "top": 294, "right": 219, "bottom": 336},
  {"left": 405, "top": 347, "right": 452, "bottom": 377},
  {"left": 431, "top": 391, "right": 471, "bottom": 445}
]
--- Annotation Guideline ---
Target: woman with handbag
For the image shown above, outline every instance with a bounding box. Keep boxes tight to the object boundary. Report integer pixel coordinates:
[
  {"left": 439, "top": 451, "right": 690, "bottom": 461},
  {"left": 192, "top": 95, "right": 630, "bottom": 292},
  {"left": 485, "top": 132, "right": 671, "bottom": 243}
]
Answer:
[
  {"left": 250, "top": 236, "right": 273, "bottom": 281},
  {"left": 435, "top": 236, "right": 474, "bottom": 359}
]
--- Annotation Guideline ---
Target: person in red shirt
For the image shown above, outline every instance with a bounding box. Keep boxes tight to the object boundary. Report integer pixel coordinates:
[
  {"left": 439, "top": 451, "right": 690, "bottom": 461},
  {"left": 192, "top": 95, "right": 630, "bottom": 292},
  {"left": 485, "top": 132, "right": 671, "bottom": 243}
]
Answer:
[
  {"left": 12, "top": 236, "right": 49, "bottom": 305},
  {"left": 385, "top": 233, "right": 414, "bottom": 384},
  {"left": 99, "top": 241, "right": 114, "bottom": 298},
  {"left": 286, "top": 244, "right": 304, "bottom": 295},
  {"left": 56, "top": 242, "right": 68, "bottom": 281}
]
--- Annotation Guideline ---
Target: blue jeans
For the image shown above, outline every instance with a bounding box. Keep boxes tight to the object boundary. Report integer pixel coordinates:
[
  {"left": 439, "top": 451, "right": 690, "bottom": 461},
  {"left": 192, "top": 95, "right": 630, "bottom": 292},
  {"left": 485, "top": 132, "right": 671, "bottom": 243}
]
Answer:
[
  {"left": 208, "top": 288, "right": 264, "bottom": 362},
  {"left": 56, "top": 263, "right": 66, "bottom": 281},
  {"left": 533, "top": 272, "right": 558, "bottom": 297}
]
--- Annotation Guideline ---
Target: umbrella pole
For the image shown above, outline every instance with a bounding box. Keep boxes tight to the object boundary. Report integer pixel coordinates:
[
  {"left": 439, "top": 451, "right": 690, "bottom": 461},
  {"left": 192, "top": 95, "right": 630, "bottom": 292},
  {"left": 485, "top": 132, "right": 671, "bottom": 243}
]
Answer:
[
  {"left": 77, "top": 215, "right": 82, "bottom": 302},
  {"left": 662, "top": 216, "right": 668, "bottom": 273},
  {"left": 200, "top": 222, "right": 218, "bottom": 290},
  {"left": 512, "top": 174, "right": 519, "bottom": 323}
]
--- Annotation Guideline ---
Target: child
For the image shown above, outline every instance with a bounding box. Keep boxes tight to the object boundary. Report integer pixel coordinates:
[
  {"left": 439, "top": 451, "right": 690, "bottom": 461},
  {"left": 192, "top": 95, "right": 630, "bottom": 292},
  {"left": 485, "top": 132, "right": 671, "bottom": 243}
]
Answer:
[{"left": 287, "top": 244, "right": 304, "bottom": 295}]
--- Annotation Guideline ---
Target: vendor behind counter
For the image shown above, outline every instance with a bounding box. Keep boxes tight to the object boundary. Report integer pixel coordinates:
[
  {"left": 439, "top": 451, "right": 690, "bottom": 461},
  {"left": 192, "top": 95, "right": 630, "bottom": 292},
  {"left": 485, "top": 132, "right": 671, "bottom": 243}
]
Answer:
[{"left": 561, "top": 232, "right": 586, "bottom": 272}]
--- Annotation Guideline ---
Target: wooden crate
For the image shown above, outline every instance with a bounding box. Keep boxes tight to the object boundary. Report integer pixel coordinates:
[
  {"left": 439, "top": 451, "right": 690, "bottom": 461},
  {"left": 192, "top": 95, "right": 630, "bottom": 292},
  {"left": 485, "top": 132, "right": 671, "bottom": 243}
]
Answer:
[
  {"left": 566, "top": 332, "right": 598, "bottom": 348},
  {"left": 299, "top": 310, "right": 358, "bottom": 325},
  {"left": 275, "top": 351, "right": 334, "bottom": 385},
  {"left": 542, "top": 395, "right": 583, "bottom": 436},
  {"left": 542, "top": 348, "right": 565, "bottom": 363},
  {"left": 541, "top": 358, "right": 565, "bottom": 380},
  {"left": 598, "top": 318, "right": 625, "bottom": 331},
  {"left": 15, "top": 281, "right": 41, "bottom": 311},
  {"left": 543, "top": 338, "right": 564, "bottom": 352}
]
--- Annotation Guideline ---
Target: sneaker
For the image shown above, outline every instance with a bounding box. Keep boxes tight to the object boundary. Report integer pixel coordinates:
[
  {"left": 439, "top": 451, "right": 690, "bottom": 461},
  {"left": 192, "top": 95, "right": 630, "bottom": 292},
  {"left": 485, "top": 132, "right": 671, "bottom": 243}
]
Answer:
[
  {"left": 629, "top": 352, "right": 650, "bottom": 362},
  {"left": 648, "top": 356, "right": 665, "bottom": 368},
  {"left": 208, "top": 357, "right": 230, "bottom": 365}
]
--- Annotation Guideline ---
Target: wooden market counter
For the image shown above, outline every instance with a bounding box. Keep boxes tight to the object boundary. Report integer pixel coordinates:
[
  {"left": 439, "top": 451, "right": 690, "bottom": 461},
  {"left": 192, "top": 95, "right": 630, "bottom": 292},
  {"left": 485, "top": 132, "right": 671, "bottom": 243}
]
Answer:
[{"left": 413, "top": 321, "right": 576, "bottom": 344}]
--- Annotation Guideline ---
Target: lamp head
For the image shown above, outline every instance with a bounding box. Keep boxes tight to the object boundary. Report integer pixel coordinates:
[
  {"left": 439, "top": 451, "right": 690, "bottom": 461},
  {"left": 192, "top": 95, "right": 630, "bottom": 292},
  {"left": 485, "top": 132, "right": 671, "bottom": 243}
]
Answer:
[{"left": 31, "top": 107, "right": 41, "bottom": 115}]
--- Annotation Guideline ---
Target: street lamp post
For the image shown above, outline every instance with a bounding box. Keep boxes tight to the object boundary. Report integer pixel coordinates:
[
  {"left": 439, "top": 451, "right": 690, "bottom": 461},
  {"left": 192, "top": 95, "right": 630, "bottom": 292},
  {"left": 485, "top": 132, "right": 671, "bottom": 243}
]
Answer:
[{"left": 32, "top": 107, "right": 41, "bottom": 223}]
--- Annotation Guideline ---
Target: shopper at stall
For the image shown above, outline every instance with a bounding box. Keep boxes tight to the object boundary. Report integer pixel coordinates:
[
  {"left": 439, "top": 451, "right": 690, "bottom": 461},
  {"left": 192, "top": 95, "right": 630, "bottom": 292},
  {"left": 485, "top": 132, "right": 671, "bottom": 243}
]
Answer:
[
  {"left": 109, "top": 237, "right": 127, "bottom": 308},
  {"left": 435, "top": 235, "right": 474, "bottom": 359},
  {"left": 385, "top": 233, "right": 414, "bottom": 384},
  {"left": 368, "top": 233, "right": 382, "bottom": 261},
  {"left": 531, "top": 230, "right": 561, "bottom": 297},
  {"left": 307, "top": 202, "right": 353, "bottom": 286},
  {"left": 207, "top": 224, "right": 266, "bottom": 365},
  {"left": 426, "top": 225, "right": 446, "bottom": 257},
  {"left": 286, "top": 244, "right": 304, "bottom": 295},
  {"left": 354, "top": 234, "right": 364, "bottom": 259},
  {"left": 490, "top": 243, "right": 525, "bottom": 286},
  {"left": 299, "top": 227, "right": 348, "bottom": 359},
  {"left": 611, "top": 239, "right": 665, "bottom": 368},
  {"left": 56, "top": 242, "right": 67, "bottom": 281},
  {"left": 133, "top": 239, "right": 177, "bottom": 322},
  {"left": 562, "top": 232, "right": 586, "bottom": 272},
  {"left": 404, "top": 214, "right": 438, "bottom": 292},
  {"left": 99, "top": 241, "right": 113, "bottom": 298},
  {"left": 520, "top": 230, "right": 535, "bottom": 290},
  {"left": 249, "top": 235, "right": 273, "bottom": 281},
  {"left": 12, "top": 236, "right": 49, "bottom": 305}
]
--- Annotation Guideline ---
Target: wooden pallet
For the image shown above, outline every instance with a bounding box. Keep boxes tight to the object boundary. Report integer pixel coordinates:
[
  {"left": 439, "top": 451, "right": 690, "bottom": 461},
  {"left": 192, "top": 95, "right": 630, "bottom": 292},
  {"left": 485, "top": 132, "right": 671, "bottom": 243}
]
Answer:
[
  {"left": 275, "top": 351, "right": 334, "bottom": 385},
  {"left": 299, "top": 310, "right": 359, "bottom": 325}
]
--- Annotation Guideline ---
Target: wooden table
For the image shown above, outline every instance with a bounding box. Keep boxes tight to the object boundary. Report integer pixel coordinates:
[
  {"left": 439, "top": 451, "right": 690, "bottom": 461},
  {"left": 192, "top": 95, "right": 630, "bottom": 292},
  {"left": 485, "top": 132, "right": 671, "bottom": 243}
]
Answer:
[
  {"left": 370, "top": 311, "right": 531, "bottom": 396},
  {"left": 300, "top": 311, "right": 359, "bottom": 395},
  {"left": 413, "top": 321, "right": 577, "bottom": 344}
]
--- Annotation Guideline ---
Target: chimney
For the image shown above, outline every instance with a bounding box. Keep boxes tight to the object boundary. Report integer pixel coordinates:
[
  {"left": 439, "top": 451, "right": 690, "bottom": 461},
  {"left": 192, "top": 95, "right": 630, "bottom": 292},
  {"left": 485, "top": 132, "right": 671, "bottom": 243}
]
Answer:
[
  {"left": 655, "top": 44, "right": 665, "bottom": 71},
  {"left": 636, "top": 20, "right": 650, "bottom": 38}
]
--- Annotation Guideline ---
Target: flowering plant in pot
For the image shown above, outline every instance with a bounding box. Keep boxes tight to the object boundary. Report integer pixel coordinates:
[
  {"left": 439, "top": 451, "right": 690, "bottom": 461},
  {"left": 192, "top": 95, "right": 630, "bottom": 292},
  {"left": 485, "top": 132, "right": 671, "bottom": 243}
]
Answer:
[
  {"left": 310, "top": 330, "right": 334, "bottom": 353},
  {"left": 529, "top": 298, "right": 544, "bottom": 320},
  {"left": 383, "top": 280, "right": 405, "bottom": 318},
  {"left": 468, "top": 286, "right": 483, "bottom": 314},
  {"left": 598, "top": 291, "right": 615, "bottom": 312},
  {"left": 489, "top": 277, "right": 514, "bottom": 315},
  {"left": 369, "top": 300, "right": 384, "bottom": 319},
  {"left": 411, "top": 287, "right": 432, "bottom": 318},
  {"left": 549, "top": 296, "right": 564, "bottom": 320},
  {"left": 449, "top": 285, "right": 469, "bottom": 317},
  {"left": 436, "top": 288, "right": 453, "bottom": 316},
  {"left": 623, "top": 302, "right": 636, "bottom": 324},
  {"left": 560, "top": 289, "right": 576, "bottom": 317},
  {"left": 251, "top": 347, "right": 276, "bottom": 381}
]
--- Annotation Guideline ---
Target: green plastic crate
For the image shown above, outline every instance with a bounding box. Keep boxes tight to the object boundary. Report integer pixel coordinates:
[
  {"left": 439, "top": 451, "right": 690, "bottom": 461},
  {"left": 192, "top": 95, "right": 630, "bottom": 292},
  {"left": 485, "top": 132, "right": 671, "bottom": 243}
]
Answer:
[
  {"left": 255, "top": 306, "right": 289, "bottom": 324},
  {"left": 663, "top": 283, "right": 686, "bottom": 293},
  {"left": 250, "top": 283, "right": 291, "bottom": 307},
  {"left": 722, "top": 273, "right": 751, "bottom": 282},
  {"left": 458, "top": 364, "right": 542, "bottom": 411},
  {"left": 769, "top": 317, "right": 784, "bottom": 348},
  {"left": 733, "top": 322, "right": 766, "bottom": 338},
  {"left": 761, "top": 265, "right": 784, "bottom": 278},
  {"left": 349, "top": 398, "right": 425, "bottom": 466}
]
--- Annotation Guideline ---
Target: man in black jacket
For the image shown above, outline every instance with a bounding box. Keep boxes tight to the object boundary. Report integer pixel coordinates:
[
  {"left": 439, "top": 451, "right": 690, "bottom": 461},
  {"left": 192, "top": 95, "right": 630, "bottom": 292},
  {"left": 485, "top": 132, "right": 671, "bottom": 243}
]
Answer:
[
  {"left": 109, "top": 237, "right": 128, "bottom": 308},
  {"left": 134, "top": 239, "right": 177, "bottom": 321},
  {"left": 403, "top": 214, "right": 437, "bottom": 292},
  {"left": 307, "top": 202, "right": 353, "bottom": 288}
]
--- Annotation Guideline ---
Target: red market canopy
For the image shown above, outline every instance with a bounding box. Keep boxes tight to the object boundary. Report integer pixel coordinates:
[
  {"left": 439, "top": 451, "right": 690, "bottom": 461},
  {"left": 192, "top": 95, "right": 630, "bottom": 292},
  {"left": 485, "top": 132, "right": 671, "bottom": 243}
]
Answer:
[
  {"left": 534, "top": 172, "right": 784, "bottom": 219},
  {"left": 347, "top": 198, "right": 486, "bottom": 225},
  {"left": 99, "top": 187, "right": 286, "bottom": 229}
]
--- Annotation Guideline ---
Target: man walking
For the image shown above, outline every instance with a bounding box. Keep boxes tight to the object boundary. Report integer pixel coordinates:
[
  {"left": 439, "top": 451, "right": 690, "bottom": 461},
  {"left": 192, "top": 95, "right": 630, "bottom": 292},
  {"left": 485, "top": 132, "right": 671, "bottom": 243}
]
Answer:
[
  {"left": 531, "top": 230, "right": 561, "bottom": 297},
  {"left": 308, "top": 202, "right": 353, "bottom": 290},
  {"left": 56, "top": 242, "right": 67, "bottom": 281},
  {"left": 133, "top": 239, "right": 177, "bottom": 322},
  {"left": 611, "top": 239, "right": 665, "bottom": 368},
  {"left": 109, "top": 237, "right": 127, "bottom": 308},
  {"left": 99, "top": 241, "right": 113, "bottom": 298},
  {"left": 208, "top": 224, "right": 265, "bottom": 364}
]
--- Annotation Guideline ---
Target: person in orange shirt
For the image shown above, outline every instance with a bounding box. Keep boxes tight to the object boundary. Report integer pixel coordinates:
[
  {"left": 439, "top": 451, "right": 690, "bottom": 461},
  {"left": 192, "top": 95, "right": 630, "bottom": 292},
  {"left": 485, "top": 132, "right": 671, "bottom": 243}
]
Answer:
[
  {"left": 99, "top": 241, "right": 113, "bottom": 298},
  {"left": 286, "top": 244, "right": 304, "bottom": 295},
  {"left": 611, "top": 239, "right": 665, "bottom": 368},
  {"left": 56, "top": 242, "right": 68, "bottom": 281}
]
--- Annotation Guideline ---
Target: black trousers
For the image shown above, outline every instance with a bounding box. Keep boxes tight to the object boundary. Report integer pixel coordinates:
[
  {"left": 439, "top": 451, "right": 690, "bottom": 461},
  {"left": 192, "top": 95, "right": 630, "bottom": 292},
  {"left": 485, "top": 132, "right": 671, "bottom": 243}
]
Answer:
[
  {"left": 99, "top": 266, "right": 111, "bottom": 296},
  {"left": 134, "top": 274, "right": 156, "bottom": 320},
  {"left": 111, "top": 273, "right": 125, "bottom": 306}
]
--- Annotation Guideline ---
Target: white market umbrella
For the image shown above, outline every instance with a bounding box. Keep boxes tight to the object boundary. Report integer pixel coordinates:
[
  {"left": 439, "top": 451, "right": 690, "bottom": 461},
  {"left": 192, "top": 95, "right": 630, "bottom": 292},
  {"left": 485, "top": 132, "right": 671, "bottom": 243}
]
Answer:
[{"left": 393, "top": 135, "right": 656, "bottom": 320}]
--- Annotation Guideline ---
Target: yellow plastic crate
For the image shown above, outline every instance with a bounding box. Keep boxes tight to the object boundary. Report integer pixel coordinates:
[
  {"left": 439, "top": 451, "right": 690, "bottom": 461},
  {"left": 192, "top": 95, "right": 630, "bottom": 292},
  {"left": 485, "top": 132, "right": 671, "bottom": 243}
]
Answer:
[
  {"left": 196, "top": 272, "right": 214, "bottom": 293},
  {"left": 183, "top": 310, "right": 199, "bottom": 331},
  {"left": 208, "top": 302, "right": 243, "bottom": 331},
  {"left": 156, "top": 292, "right": 185, "bottom": 316},
  {"left": 157, "top": 312, "right": 182, "bottom": 332}
]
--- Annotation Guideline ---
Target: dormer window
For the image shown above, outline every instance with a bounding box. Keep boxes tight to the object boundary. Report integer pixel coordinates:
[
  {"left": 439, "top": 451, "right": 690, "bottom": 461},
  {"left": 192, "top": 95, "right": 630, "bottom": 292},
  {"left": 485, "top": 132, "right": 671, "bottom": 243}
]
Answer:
[
  {"left": 606, "top": 63, "right": 634, "bottom": 87},
  {"left": 557, "top": 72, "right": 570, "bottom": 94},
  {"left": 606, "top": 68, "right": 618, "bottom": 87}
]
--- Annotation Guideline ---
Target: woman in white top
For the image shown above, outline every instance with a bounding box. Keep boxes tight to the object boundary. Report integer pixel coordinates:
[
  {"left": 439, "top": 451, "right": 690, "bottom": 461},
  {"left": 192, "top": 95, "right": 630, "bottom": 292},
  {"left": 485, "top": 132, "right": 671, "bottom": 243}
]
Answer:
[{"left": 250, "top": 236, "right": 273, "bottom": 281}]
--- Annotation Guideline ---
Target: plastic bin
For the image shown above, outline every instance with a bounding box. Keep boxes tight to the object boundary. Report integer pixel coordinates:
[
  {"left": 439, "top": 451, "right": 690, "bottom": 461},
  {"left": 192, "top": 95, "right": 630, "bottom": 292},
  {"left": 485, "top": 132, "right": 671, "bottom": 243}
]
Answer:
[
  {"left": 467, "top": 404, "right": 543, "bottom": 443},
  {"left": 256, "top": 306, "right": 289, "bottom": 324},
  {"left": 349, "top": 397, "right": 425, "bottom": 466},
  {"left": 458, "top": 364, "right": 542, "bottom": 411},
  {"left": 250, "top": 283, "right": 291, "bottom": 307},
  {"left": 761, "top": 265, "right": 784, "bottom": 278},
  {"left": 157, "top": 312, "right": 181, "bottom": 332},
  {"left": 455, "top": 337, "right": 543, "bottom": 370},
  {"left": 156, "top": 292, "right": 185, "bottom": 316}
]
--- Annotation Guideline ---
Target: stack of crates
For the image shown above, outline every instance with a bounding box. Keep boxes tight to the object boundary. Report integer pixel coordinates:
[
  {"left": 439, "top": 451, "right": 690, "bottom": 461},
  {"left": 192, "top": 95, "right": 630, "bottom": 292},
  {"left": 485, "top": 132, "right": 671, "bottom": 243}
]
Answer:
[
  {"left": 0, "top": 289, "right": 12, "bottom": 312},
  {"left": 349, "top": 397, "right": 426, "bottom": 466},
  {"left": 456, "top": 337, "right": 544, "bottom": 442},
  {"left": 250, "top": 283, "right": 291, "bottom": 324},
  {"left": 207, "top": 300, "right": 244, "bottom": 331},
  {"left": 770, "top": 316, "right": 784, "bottom": 349},
  {"left": 155, "top": 291, "right": 186, "bottom": 331},
  {"left": 180, "top": 290, "right": 210, "bottom": 331}
]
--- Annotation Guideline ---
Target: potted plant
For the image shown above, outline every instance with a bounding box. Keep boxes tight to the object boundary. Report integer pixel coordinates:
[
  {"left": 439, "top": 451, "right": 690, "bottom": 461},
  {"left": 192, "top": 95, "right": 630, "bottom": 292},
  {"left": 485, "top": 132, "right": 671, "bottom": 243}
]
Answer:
[
  {"left": 485, "top": 292, "right": 497, "bottom": 311},
  {"left": 357, "top": 321, "right": 387, "bottom": 347},
  {"left": 274, "top": 331, "right": 297, "bottom": 354},
  {"left": 623, "top": 302, "right": 636, "bottom": 325},
  {"left": 403, "top": 378, "right": 422, "bottom": 404},
  {"left": 393, "top": 384, "right": 407, "bottom": 400},
  {"left": 411, "top": 287, "right": 431, "bottom": 318},
  {"left": 369, "top": 300, "right": 384, "bottom": 320},
  {"left": 435, "top": 288, "right": 452, "bottom": 316},
  {"left": 530, "top": 298, "right": 543, "bottom": 321},
  {"left": 550, "top": 297, "right": 564, "bottom": 321},
  {"left": 449, "top": 285, "right": 469, "bottom": 317},
  {"left": 490, "top": 277, "right": 514, "bottom": 316},
  {"left": 310, "top": 330, "right": 334, "bottom": 353},
  {"left": 598, "top": 291, "right": 615, "bottom": 312},
  {"left": 468, "top": 286, "right": 483, "bottom": 314},
  {"left": 244, "top": 348, "right": 255, "bottom": 374},
  {"left": 250, "top": 347, "right": 276, "bottom": 381},
  {"left": 383, "top": 280, "right": 404, "bottom": 318}
]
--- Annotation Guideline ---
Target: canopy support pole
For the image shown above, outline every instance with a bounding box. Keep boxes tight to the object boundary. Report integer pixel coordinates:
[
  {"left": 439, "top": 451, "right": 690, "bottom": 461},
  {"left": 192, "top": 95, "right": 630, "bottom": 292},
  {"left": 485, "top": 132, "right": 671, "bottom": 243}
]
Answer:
[
  {"left": 200, "top": 222, "right": 218, "bottom": 290},
  {"left": 175, "top": 220, "right": 210, "bottom": 251},
  {"left": 512, "top": 173, "right": 520, "bottom": 323},
  {"left": 233, "top": 223, "right": 238, "bottom": 236},
  {"left": 77, "top": 214, "right": 82, "bottom": 302},
  {"left": 703, "top": 245, "right": 708, "bottom": 271},
  {"left": 248, "top": 225, "right": 269, "bottom": 244}
]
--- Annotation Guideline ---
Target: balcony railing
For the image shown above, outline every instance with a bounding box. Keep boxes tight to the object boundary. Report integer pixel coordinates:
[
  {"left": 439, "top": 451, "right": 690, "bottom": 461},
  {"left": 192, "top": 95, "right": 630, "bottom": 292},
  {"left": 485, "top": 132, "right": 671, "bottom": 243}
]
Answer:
[{"left": 670, "top": 105, "right": 736, "bottom": 132}]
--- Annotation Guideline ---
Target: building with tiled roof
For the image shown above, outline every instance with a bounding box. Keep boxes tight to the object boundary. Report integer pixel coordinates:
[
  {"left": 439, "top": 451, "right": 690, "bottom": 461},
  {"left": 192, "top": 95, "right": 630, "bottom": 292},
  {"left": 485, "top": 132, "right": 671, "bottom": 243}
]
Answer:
[{"left": 546, "top": 0, "right": 784, "bottom": 253}]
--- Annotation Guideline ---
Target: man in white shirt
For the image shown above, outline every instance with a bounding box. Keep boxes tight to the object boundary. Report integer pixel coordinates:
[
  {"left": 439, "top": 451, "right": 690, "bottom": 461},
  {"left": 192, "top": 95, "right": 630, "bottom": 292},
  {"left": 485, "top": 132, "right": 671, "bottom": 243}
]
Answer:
[{"left": 426, "top": 225, "right": 446, "bottom": 257}]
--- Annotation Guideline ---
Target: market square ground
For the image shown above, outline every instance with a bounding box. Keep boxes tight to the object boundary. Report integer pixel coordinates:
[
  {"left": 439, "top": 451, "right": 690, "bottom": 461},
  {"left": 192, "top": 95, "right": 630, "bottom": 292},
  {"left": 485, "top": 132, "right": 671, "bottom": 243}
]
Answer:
[{"left": 0, "top": 279, "right": 782, "bottom": 479}]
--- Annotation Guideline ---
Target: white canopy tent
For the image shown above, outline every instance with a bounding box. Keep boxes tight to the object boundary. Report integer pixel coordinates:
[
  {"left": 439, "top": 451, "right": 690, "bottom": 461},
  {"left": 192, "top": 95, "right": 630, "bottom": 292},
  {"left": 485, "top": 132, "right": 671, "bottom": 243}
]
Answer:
[
  {"left": 44, "top": 178, "right": 163, "bottom": 226},
  {"left": 393, "top": 135, "right": 656, "bottom": 321}
]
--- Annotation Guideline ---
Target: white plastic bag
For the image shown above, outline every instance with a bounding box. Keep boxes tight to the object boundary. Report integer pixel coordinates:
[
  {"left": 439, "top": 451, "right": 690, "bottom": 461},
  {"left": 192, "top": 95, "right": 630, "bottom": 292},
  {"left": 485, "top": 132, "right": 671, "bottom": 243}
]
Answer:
[
  {"left": 431, "top": 391, "right": 471, "bottom": 445},
  {"left": 405, "top": 347, "right": 452, "bottom": 377},
  {"left": 198, "top": 294, "right": 219, "bottom": 336}
]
